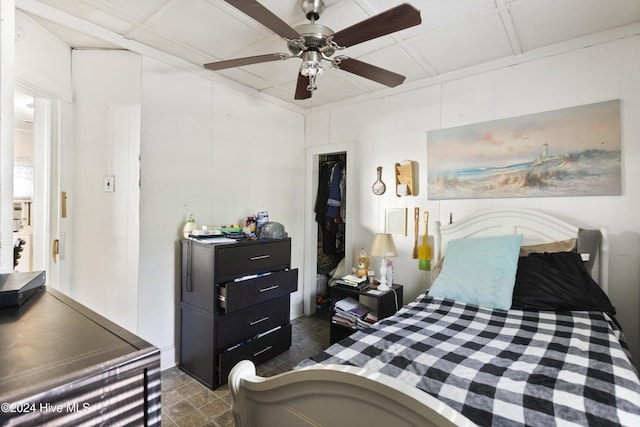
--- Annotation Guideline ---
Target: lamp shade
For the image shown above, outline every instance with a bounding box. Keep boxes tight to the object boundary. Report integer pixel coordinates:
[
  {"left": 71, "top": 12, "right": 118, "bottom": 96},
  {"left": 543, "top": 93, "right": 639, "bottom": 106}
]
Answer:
[{"left": 370, "top": 233, "right": 398, "bottom": 258}]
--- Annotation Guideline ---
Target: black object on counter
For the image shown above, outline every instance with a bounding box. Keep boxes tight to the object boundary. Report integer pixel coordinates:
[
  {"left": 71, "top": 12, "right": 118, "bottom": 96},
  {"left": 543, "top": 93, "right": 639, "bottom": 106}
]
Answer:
[{"left": 0, "top": 271, "right": 46, "bottom": 307}]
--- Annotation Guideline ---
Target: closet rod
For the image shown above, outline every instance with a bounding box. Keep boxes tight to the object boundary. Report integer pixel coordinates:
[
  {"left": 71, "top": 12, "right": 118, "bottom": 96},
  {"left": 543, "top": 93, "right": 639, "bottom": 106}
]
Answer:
[{"left": 320, "top": 153, "right": 346, "bottom": 162}]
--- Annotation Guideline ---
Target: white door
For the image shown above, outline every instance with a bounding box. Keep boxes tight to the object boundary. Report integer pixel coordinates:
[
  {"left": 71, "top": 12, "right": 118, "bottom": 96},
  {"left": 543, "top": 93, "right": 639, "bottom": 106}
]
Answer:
[{"left": 30, "top": 93, "right": 64, "bottom": 290}]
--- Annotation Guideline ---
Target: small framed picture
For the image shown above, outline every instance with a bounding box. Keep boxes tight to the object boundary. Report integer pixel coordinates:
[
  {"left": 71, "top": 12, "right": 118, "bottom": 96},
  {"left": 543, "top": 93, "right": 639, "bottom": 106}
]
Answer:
[{"left": 385, "top": 208, "right": 407, "bottom": 236}]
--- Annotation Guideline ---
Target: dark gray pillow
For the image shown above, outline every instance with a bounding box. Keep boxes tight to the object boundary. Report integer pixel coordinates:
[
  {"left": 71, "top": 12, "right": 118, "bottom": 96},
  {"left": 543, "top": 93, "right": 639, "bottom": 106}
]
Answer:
[{"left": 577, "top": 228, "right": 601, "bottom": 274}]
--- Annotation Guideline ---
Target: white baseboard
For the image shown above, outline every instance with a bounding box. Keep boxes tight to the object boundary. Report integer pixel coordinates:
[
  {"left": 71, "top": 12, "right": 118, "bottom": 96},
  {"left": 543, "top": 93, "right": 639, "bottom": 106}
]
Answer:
[{"left": 160, "top": 345, "right": 176, "bottom": 371}]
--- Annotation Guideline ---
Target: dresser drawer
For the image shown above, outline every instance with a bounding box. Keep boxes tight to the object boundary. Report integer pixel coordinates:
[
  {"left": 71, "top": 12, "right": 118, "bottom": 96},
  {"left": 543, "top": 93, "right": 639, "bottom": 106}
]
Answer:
[
  {"left": 217, "top": 269, "right": 297, "bottom": 313},
  {"left": 215, "top": 239, "right": 291, "bottom": 282},
  {"left": 215, "top": 296, "right": 290, "bottom": 352},
  {"left": 218, "top": 323, "right": 292, "bottom": 385}
]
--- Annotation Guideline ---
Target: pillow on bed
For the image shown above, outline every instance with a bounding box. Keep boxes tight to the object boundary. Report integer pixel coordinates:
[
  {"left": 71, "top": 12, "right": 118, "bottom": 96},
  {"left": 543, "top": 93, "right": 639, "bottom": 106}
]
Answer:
[
  {"left": 428, "top": 234, "right": 523, "bottom": 310},
  {"left": 511, "top": 251, "right": 615, "bottom": 314},
  {"left": 430, "top": 256, "right": 444, "bottom": 280},
  {"left": 577, "top": 228, "right": 601, "bottom": 274},
  {"left": 432, "top": 238, "right": 577, "bottom": 281},
  {"left": 519, "top": 238, "right": 576, "bottom": 256},
  {"left": 431, "top": 241, "right": 576, "bottom": 280}
]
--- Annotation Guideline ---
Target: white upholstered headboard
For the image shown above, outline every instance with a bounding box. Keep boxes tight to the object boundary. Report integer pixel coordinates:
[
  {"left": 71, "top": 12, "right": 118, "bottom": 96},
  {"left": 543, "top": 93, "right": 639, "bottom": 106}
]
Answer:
[{"left": 433, "top": 208, "right": 609, "bottom": 293}]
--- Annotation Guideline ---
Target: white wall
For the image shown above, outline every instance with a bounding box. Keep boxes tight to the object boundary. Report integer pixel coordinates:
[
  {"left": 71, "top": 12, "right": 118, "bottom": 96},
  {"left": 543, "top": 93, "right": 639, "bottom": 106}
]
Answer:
[
  {"left": 71, "top": 50, "right": 141, "bottom": 333},
  {"left": 4, "top": 9, "right": 71, "bottom": 273},
  {"left": 14, "top": 11, "right": 305, "bottom": 370},
  {"left": 138, "top": 57, "right": 304, "bottom": 368},
  {"left": 14, "top": 11, "right": 70, "bottom": 100},
  {"left": 13, "top": 10, "right": 73, "bottom": 291},
  {"left": 14, "top": 128, "right": 33, "bottom": 162},
  {"left": 68, "top": 53, "right": 305, "bottom": 368},
  {"left": 306, "top": 36, "right": 640, "bottom": 363}
]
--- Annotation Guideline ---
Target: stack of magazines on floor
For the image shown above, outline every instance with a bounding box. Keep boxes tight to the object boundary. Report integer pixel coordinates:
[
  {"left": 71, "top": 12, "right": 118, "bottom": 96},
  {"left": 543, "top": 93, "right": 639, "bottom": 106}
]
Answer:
[{"left": 332, "top": 297, "right": 378, "bottom": 330}]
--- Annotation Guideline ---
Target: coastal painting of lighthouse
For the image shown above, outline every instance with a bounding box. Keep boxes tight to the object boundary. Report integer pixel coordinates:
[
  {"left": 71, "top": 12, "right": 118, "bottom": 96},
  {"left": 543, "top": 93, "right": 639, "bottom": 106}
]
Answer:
[{"left": 427, "top": 100, "right": 621, "bottom": 200}]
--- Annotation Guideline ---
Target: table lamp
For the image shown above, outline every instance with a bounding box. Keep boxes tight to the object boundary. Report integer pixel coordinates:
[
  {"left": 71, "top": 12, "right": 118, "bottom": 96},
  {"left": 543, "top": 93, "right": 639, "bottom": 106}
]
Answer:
[{"left": 370, "top": 233, "right": 398, "bottom": 291}]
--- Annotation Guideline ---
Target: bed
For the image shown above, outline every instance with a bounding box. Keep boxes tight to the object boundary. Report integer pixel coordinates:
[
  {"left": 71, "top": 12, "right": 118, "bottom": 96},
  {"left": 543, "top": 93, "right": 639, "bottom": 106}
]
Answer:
[{"left": 228, "top": 208, "right": 640, "bottom": 426}]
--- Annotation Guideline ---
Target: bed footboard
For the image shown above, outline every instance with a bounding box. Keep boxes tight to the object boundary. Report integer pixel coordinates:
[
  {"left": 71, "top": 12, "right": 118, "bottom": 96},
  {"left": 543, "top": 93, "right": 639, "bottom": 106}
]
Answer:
[{"left": 228, "top": 360, "right": 475, "bottom": 427}]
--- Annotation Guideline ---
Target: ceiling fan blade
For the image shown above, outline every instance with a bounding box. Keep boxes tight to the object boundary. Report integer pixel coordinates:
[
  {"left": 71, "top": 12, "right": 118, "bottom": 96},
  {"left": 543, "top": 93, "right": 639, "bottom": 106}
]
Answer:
[
  {"left": 204, "top": 53, "right": 288, "bottom": 71},
  {"left": 333, "top": 57, "right": 406, "bottom": 87},
  {"left": 224, "top": 0, "right": 300, "bottom": 40},
  {"left": 332, "top": 3, "right": 421, "bottom": 48},
  {"left": 295, "top": 74, "right": 312, "bottom": 100}
]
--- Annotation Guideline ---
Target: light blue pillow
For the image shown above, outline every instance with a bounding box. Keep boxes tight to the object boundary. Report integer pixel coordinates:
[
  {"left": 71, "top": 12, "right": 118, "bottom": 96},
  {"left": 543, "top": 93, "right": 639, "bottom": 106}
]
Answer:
[{"left": 428, "top": 234, "right": 523, "bottom": 310}]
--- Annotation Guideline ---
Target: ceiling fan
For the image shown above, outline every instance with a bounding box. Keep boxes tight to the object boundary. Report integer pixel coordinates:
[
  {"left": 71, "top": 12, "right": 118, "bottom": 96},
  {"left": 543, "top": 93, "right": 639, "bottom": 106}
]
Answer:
[{"left": 204, "top": 0, "right": 421, "bottom": 100}]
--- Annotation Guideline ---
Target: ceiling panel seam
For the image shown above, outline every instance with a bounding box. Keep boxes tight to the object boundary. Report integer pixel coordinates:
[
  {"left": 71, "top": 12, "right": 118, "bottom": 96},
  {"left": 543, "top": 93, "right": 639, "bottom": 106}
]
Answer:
[
  {"left": 495, "top": 0, "right": 523, "bottom": 55},
  {"left": 124, "top": 0, "right": 185, "bottom": 40}
]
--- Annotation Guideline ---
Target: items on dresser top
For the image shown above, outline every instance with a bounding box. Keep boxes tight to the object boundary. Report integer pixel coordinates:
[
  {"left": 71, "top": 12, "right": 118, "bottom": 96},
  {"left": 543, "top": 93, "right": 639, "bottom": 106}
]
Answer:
[
  {"left": 179, "top": 238, "right": 297, "bottom": 388},
  {"left": 189, "top": 229, "right": 223, "bottom": 236},
  {"left": 186, "top": 218, "right": 285, "bottom": 243}
]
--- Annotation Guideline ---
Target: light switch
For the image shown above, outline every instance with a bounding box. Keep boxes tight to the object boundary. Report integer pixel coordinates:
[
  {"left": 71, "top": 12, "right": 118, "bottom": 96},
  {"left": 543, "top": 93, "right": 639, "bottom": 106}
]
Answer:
[{"left": 104, "top": 176, "right": 115, "bottom": 192}]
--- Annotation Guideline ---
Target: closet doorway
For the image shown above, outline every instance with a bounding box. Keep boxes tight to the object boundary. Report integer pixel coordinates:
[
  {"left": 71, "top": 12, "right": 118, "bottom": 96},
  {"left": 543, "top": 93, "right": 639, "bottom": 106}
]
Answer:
[
  {"left": 315, "top": 153, "right": 346, "bottom": 312},
  {"left": 303, "top": 143, "right": 355, "bottom": 315}
]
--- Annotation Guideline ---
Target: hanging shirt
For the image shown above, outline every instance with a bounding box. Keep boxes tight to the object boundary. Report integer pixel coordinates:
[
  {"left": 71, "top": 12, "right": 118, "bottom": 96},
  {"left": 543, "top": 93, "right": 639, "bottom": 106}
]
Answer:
[
  {"left": 326, "top": 162, "right": 343, "bottom": 219},
  {"left": 315, "top": 161, "right": 333, "bottom": 223}
]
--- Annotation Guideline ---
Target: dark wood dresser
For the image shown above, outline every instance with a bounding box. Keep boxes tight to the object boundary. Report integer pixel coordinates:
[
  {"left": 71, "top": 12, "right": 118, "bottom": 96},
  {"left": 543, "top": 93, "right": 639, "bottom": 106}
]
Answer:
[
  {"left": 0, "top": 287, "right": 161, "bottom": 426},
  {"left": 179, "top": 238, "right": 297, "bottom": 388}
]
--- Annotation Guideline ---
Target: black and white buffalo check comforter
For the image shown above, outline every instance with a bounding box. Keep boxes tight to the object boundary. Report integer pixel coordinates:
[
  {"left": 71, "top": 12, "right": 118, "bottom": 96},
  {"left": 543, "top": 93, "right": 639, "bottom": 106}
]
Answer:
[{"left": 299, "top": 295, "right": 640, "bottom": 426}]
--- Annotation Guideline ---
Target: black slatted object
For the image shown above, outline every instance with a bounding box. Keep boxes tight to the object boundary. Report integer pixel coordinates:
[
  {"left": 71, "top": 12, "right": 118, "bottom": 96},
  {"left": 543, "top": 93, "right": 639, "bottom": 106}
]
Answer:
[
  {"left": 295, "top": 74, "right": 312, "bottom": 100},
  {"left": 332, "top": 3, "right": 422, "bottom": 48},
  {"left": 204, "top": 53, "right": 288, "bottom": 71},
  {"left": 334, "top": 57, "right": 406, "bottom": 87},
  {"left": 224, "top": 0, "right": 300, "bottom": 40}
]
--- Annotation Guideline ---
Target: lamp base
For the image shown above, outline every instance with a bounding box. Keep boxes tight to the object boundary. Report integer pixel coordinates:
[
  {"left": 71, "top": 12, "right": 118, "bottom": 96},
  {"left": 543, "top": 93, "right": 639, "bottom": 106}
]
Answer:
[
  {"left": 376, "top": 282, "right": 390, "bottom": 291},
  {"left": 377, "top": 258, "right": 390, "bottom": 291}
]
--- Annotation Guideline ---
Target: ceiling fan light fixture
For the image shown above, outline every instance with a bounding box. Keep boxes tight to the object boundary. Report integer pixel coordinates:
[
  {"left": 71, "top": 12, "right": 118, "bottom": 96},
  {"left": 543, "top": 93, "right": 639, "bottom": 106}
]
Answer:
[
  {"left": 300, "top": 50, "right": 324, "bottom": 78},
  {"left": 306, "top": 74, "right": 319, "bottom": 92}
]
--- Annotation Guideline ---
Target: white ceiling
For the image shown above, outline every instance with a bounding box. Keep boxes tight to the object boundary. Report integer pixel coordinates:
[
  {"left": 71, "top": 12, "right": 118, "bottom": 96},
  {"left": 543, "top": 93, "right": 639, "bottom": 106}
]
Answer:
[{"left": 17, "top": 0, "right": 640, "bottom": 109}]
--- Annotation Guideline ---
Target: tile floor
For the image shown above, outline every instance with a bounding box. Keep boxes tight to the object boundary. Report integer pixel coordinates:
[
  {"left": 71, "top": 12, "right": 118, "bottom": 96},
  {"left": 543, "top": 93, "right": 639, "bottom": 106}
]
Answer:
[{"left": 160, "top": 312, "right": 330, "bottom": 426}]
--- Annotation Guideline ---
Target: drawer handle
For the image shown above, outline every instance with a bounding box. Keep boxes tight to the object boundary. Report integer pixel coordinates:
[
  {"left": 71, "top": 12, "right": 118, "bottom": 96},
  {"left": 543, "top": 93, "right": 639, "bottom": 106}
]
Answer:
[
  {"left": 254, "top": 346, "right": 273, "bottom": 357},
  {"left": 259, "top": 285, "right": 279, "bottom": 293},
  {"left": 249, "top": 316, "right": 269, "bottom": 326},
  {"left": 250, "top": 255, "right": 270, "bottom": 261}
]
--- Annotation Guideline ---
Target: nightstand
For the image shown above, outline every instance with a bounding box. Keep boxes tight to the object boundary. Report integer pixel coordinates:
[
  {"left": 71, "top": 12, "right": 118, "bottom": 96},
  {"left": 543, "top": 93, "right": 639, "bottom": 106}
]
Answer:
[{"left": 329, "top": 283, "right": 403, "bottom": 344}]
